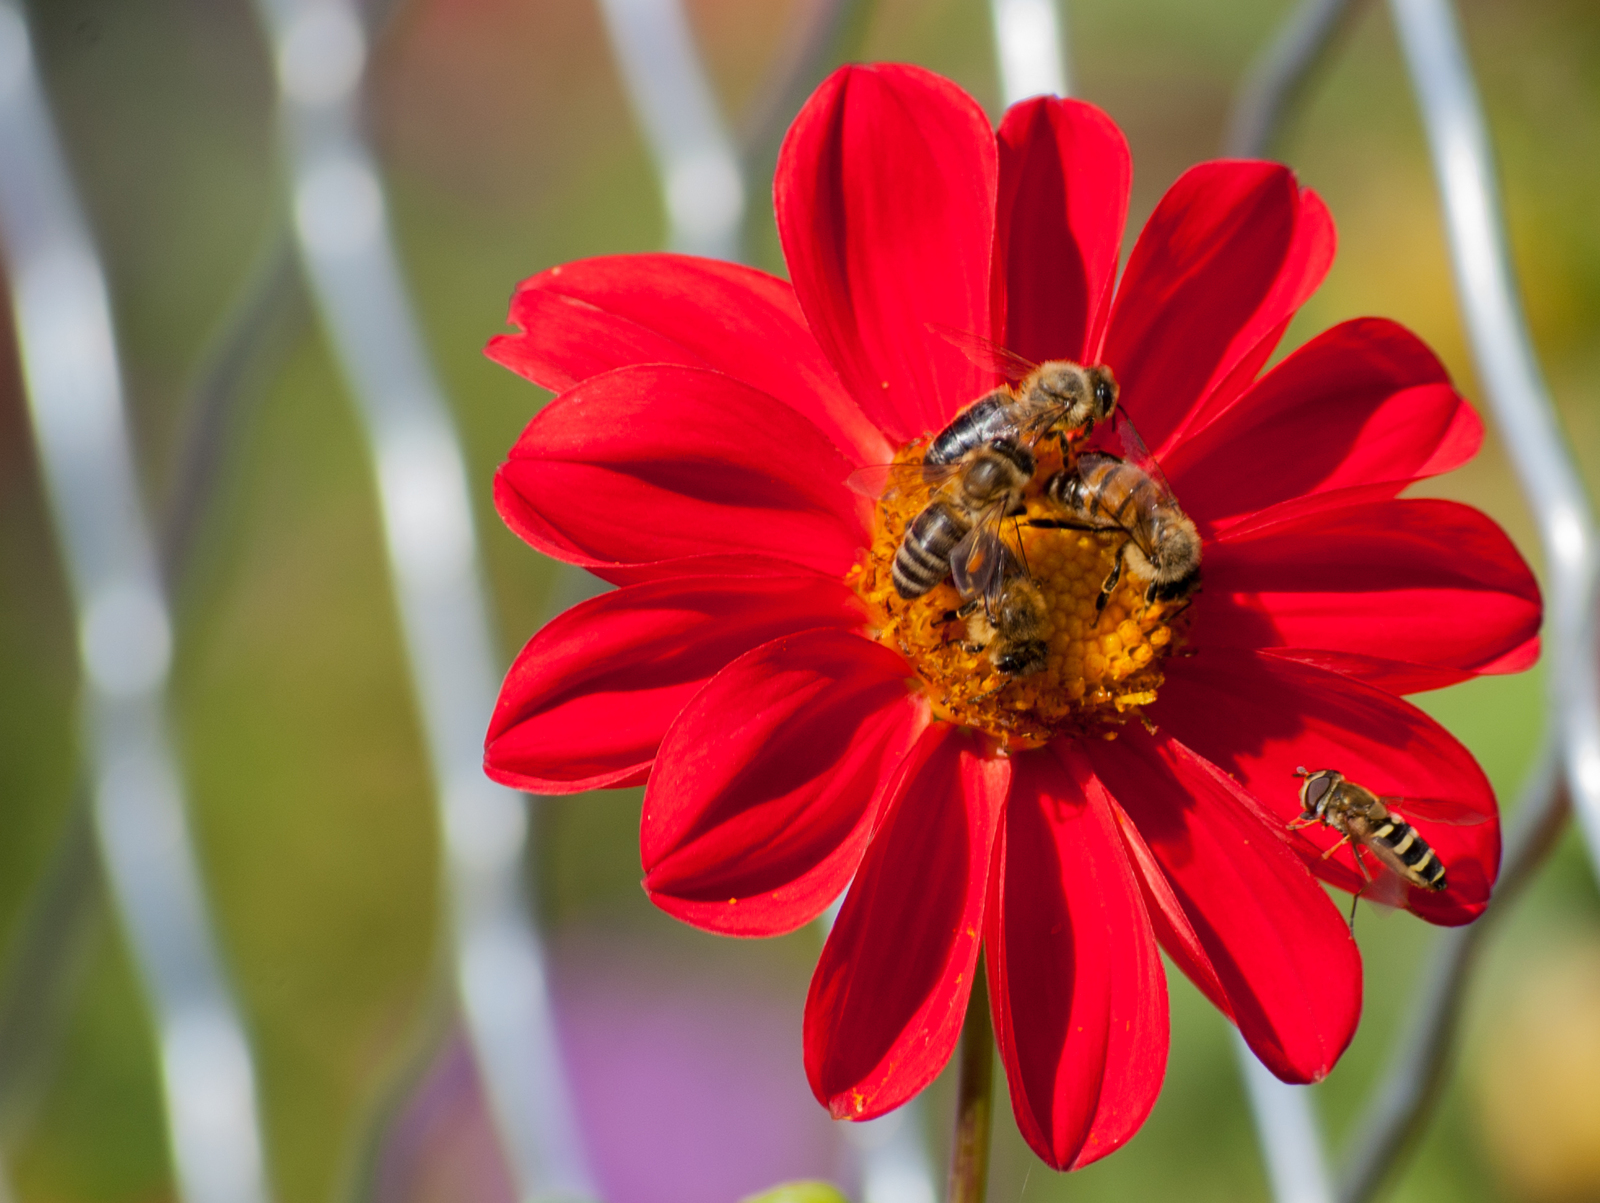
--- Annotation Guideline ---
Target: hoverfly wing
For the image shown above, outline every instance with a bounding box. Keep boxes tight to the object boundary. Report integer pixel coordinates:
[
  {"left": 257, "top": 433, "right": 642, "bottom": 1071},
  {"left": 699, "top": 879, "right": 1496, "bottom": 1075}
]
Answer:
[
  {"left": 1109, "top": 410, "right": 1178, "bottom": 498},
  {"left": 925, "top": 322, "right": 1039, "bottom": 384},
  {"left": 1378, "top": 795, "right": 1490, "bottom": 827},
  {"left": 1359, "top": 864, "right": 1409, "bottom": 913}
]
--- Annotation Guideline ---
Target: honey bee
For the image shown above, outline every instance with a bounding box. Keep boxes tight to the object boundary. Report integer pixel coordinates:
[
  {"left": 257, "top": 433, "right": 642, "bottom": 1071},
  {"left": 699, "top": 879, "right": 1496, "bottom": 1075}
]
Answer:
[
  {"left": 1291, "top": 769, "right": 1450, "bottom": 908},
  {"left": 1034, "top": 448, "right": 1201, "bottom": 612},
  {"left": 923, "top": 326, "right": 1119, "bottom": 468},
  {"left": 949, "top": 558, "right": 1049, "bottom": 678},
  {"left": 889, "top": 441, "right": 1035, "bottom": 605}
]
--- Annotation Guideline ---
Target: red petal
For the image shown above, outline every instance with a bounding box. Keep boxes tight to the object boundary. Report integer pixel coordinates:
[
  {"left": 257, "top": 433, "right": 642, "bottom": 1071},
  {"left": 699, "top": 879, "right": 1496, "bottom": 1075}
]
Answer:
[
  {"left": 494, "top": 365, "right": 869, "bottom": 577},
  {"left": 776, "top": 64, "right": 998, "bottom": 444},
  {"left": 1085, "top": 730, "right": 1362, "bottom": 1083},
  {"left": 994, "top": 98, "right": 1130, "bottom": 365},
  {"left": 485, "top": 254, "right": 889, "bottom": 466},
  {"left": 1154, "top": 650, "right": 1500, "bottom": 925},
  {"left": 805, "top": 725, "right": 1006, "bottom": 1119},
  {"left": 642, "top": 629, "right": 925, "bottom": 937},
  {"left": 1196, "top": 499, "right": 1542, "bottom": 691},
  {"left": 987, "top": 748, "right": 1167, "bottom": 1169},
  {"left": 1103, "top": 163, "right": 1334, "bottom": 457},
  {"left": 484, "top": 565, "right": 864, "bottom": 794},
  {"left": 1104, "top": 794, "right": 1233, "bottom": 1022},
  {"left": 1164, "top": 318, "right": 1481, "bottom": 530}
]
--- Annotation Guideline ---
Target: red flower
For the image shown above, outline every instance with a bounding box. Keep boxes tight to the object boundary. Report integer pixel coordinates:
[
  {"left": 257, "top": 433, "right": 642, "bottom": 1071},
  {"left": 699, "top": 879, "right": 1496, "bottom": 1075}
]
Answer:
[{"left": 483, "top": 65, "right": 1540, "bottom": 1170}]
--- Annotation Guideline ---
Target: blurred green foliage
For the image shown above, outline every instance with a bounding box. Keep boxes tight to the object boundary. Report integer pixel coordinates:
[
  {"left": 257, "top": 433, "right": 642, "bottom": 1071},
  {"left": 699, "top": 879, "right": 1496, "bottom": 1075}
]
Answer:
[{"left": 0, "top": 0, "right": 1596, "bottom": 1200}]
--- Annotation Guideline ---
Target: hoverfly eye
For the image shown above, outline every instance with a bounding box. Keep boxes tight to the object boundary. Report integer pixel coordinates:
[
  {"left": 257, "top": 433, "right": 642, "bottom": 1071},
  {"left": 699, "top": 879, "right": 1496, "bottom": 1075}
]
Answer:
[{"left": 1303, "top": 774, "right": 1333, "bottom": 810}]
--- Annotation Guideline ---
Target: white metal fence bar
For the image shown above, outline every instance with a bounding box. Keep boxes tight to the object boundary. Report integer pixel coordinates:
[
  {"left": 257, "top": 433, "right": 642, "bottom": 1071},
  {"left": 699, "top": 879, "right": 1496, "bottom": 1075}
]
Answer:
[
  {"left": 595, "top": 3, "right": 939, "bottom": 1196},
  {"left": 594, "top": 0, "right": 746, "bottom": 259},
  {"left": 1224, "top": 0, "right": 1362, "bottom": 159},
  {"left": 0, "top": 5, "right": 272, "bottom": 1202},
  {"left": 1209, "top": 1, "right": 1351, "bottom": 1195},
  {"left": 989, "top": 0, "right": 1069, "bottom": 105},
  {"left": 1234, "top": 1032, "right": 1333, "bottom": 1203},
  {"left": 1389, "top": 0, "right": 1600, "bottom": 869},
  {"left": 246, "top": 1, "right": 594, "bottom": 1197},
  {"left": 1337, "top": 738, "right": 1568, "bottom": 1202}
]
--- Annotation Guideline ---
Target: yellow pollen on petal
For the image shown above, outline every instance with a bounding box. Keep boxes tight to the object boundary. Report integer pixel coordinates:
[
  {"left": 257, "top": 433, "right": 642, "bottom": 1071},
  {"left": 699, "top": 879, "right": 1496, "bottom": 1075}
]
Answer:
[{"left": 845, "top": 440, "right": 1188, "bottom": 751}]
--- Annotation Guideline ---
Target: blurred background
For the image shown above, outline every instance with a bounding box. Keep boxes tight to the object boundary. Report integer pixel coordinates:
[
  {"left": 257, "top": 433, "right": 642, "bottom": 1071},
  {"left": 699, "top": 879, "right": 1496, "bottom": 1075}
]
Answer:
[{"left": 0, "top": 0, "right": 1596, "bottom": 1200}]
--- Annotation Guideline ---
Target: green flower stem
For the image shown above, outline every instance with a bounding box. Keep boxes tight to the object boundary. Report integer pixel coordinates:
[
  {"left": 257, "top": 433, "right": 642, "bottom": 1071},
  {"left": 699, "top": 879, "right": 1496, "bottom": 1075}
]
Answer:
[{"left": 948, "top": 954, "right": 995, "bottom": 1203}]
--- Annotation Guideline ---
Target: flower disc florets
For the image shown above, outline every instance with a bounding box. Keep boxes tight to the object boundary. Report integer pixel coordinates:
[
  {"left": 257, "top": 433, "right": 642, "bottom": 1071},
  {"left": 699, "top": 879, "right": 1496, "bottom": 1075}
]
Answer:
[{"left": 849, "top": 439, "right": 1181, "bottom": 750}]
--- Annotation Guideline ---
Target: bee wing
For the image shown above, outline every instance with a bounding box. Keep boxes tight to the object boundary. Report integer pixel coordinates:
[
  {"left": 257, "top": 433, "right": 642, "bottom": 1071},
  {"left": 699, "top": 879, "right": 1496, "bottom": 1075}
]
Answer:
[
  {"left": 1379, "top": 796, "right": 1490, "bottom": 827},
  {"left": 926, "top": 322, "right": 1038, "bottom": 384},
  {"left": 1109, "top": 410, "right": 1178, "bottom": 498},
  {"left": 846, "top": 461, "right": 961, "bottom": 500},
  {"left": 949, "top": 506, "right": 1012, "bottom": 605}
]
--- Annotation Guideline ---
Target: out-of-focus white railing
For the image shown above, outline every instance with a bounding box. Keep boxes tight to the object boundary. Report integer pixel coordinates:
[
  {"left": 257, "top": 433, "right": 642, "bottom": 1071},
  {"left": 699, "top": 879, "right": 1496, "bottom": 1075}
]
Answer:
[
  {"left": 0, "top": 5, "right": 272, "bottom": 1202},
  {"left": 594, "top": 2, "right": 942, "bottom": 1198},
  {"left": 1235, "top": 1032, "right": 1333, "bottom": 1203},
  {"left": 990, "top": 0, "right": 1069, "bottom": 106},
  {"left": 1225, "top": 1, "right": 1600, "bottom": 1201},
  {"left": 247, "top": 0, "right": 594, "bottom": 1198},
  {"left": 595, "top": 0, "right": 746, "bottom": 259},
  {"left": 1389, "top": 0, "right": 1600, "bottom": 870}
]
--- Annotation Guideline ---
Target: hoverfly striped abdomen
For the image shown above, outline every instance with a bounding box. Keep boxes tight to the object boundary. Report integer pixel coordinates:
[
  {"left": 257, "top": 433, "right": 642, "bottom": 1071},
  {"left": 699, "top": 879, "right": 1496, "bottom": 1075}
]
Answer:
[{"left": 1368, "top": 814, "right": 1448, "bottom": 890}]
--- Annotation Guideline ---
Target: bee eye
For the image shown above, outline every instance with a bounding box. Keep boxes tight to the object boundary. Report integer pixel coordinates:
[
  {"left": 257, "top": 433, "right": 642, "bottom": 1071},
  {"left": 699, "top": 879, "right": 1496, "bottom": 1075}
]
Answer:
[{"left": 1094, "top": 379, "right": 1116, "bottom": 412}]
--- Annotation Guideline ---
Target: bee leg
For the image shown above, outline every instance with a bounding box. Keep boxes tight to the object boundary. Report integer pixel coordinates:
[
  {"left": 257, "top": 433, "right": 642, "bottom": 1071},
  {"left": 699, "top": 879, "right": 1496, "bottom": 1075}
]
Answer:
[
  {"left": 939, "top": 599, "right": 983, "bottom": 624},
  {"left": 972, "top": 673, "right": 1013, "bottom": 700},
  {"left": 1159, "top": 595, "right": 1194, "bottom": 622},
  {"left": 1095, "top": 544, "right": 1128, "bottom": 613},
  {"left": 1025, "top": 518, "right": 1097, "bottom": 531}
]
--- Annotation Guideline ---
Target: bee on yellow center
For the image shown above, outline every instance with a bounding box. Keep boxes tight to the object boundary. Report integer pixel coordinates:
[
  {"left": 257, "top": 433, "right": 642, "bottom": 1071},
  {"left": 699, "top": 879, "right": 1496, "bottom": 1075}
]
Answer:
[{"left": 848, "top": 438, "right": 1184, "bottom": 751}]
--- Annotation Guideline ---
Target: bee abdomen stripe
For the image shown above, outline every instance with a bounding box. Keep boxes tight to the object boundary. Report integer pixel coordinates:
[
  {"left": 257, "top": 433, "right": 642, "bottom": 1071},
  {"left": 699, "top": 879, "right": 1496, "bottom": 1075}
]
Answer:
[{"left": 901, "top": 540, "right": 948, "bottom": 571}]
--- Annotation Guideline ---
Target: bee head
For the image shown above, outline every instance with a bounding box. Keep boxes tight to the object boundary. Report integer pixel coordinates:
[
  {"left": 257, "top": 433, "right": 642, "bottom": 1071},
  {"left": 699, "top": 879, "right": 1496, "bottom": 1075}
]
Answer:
[
  {"left": 1297, "top": 768, "right": 1342, "bottom": 816},
  {"left": 995, "top": 575, "right": 1046, "bottom": 636},
  {"left": 1086, "top": 365, "right": 1119, "bottom": 423},
  {"left": 1029, "top": 362, "right": 1093, "bottom": 422},
  {"left": 1150, "top": 511, "right": 1202, "bottom": 584},
  {"left": 962, "top": 443, "right": 1034, "bottom": 502}
]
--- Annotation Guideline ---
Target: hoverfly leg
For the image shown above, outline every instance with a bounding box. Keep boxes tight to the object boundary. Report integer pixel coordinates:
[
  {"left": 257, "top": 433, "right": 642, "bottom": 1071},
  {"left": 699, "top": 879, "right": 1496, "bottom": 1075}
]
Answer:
[
  {"left": 1320, "top": 832, "right": 1353, "bottom": 860},
  {"left": 1347, "top": 845, "right": 1375, "bottom": 933}
]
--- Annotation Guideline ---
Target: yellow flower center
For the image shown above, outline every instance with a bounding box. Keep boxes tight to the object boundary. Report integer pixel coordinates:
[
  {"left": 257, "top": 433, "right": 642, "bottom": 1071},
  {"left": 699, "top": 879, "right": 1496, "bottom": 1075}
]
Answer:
[{"left": 847, "top": 440, "right": 1184, "bottom": 751}]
